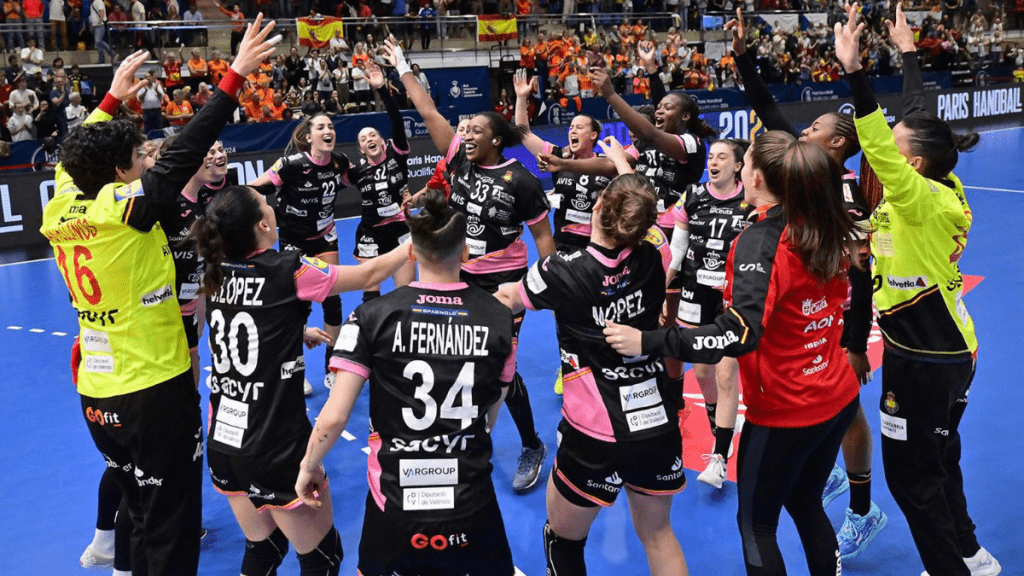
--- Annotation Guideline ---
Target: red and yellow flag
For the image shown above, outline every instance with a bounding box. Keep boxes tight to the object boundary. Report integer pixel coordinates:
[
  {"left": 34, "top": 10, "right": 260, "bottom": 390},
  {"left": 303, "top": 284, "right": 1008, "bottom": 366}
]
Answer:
[
  {"left": 298, "top": 16, "right": 344, "bottom": 49},
  {"left": 477, "top": 15, "right": 517, "bottom": 42}
]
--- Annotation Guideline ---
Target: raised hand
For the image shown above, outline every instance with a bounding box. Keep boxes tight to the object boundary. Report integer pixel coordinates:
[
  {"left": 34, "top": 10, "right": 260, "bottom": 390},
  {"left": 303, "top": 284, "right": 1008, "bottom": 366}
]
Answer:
[
  {"left": 598, "top": 135, "right": 626, "bottom": 162},
  {"left": 834, "top": 3, "right": 866, "bottom": 73},
  {"left": 885, "top": 2, "right": 916, "bottom": 54},
  {"left": 536, "top": 152, "right": 565, "bottom": 173},
  {"left": 513, "top": 68, "right": 535, "bottom": 99},
  {"left": 637, "top": 40, "right": 658, "bottom": 72},
  {"left": 366, "top": 60, "right": 385, "bottom": 89},
  {"left": 230, "top": 13, "right": 281, "bottom": 77},
  {"left": 724, "top": 7, "right": 747, "bottom": 56},
  {"left": 590, "top": 66, "right": 615, "bottom": 99},
  {"left": 109, "top": 50, "right": 151, "bottom": 101}
]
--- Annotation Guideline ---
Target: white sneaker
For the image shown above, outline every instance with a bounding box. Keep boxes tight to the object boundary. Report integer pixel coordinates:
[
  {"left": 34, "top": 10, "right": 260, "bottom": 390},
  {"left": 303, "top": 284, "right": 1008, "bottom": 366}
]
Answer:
[
  {"left": 80, "top": 544, "right": 114, "bottom": 569},
  {"left": 920, "top": 546, "right": 1001, "bottom": 576},
  {"left": 324, "top": 371, "right": 335, "bottom": 390},
  {"left": 303, "top": 378, "right": 313, "bottom": 396},
  {"left": 697, "top": 453, "right": 727, "bottom": 489}
]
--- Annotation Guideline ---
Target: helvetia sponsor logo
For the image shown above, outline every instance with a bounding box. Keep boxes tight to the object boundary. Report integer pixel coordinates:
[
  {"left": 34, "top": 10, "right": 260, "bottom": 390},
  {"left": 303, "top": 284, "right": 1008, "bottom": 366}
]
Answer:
[
  {"left": 140, "top": 285, "right": 174, "bottom": 307},
  {"left": 886, "top": 274, "right": 928, "bottom": 291}
]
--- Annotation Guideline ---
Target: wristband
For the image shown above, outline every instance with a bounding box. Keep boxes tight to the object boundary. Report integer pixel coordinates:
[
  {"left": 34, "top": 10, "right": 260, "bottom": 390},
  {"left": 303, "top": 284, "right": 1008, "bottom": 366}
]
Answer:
[
  {"left": 396, "top": 59, "right": 412, "bottom": 77},
  {"left": 98, "top": 93, "right": 121, "bottom": 116},
  {"left": 218, "top": 69, "right": 246, "bottom": 102}
]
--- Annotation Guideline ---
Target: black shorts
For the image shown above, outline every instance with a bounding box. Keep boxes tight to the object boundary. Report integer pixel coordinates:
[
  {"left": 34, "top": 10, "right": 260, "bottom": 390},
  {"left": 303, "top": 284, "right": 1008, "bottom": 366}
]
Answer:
[
  {"left": 675, "top": 281, "right": 724, "bottom": 328},
  {"left": 279, "top": 229, "right": 338, "bottom": 257},
  {"left": 182, "top": 313, "right": 199, "bottom": 351},
  {"left": 353, "top": 220, "right": 410, "bottom": 259},
  {"left": 552, "top": 419, "right": 685, "bottom": 508},
  {"left": 357, "top": 493, "right": 514, "bottom": 576},
  {"left": 207, "top": 434, "right": 311, "bottom": 511}
]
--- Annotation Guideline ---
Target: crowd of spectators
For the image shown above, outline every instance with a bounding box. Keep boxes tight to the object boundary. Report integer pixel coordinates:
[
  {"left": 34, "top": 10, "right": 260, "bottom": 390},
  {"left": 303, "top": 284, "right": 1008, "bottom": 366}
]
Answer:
[{"left": 2, "top": 0, "right": 1023, "bottom": 147}]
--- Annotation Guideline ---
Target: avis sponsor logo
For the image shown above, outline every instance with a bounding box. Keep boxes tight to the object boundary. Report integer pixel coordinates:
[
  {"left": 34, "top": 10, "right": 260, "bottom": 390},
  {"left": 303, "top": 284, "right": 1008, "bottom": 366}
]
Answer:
[
  {"left": 140, "top": 285, "right": 174, "bottom": 307},
  {"left": 410, "top": 533, "right": 468, "bottom": 550},
  {"left": 85, "top": 407, "right": 121, "bottom": 427},
  {"left": 692, "top": 332, "right": 739, "bottom": 350},
  {"left": 886, "top": 274, "right": 928, "bottom": 291}
]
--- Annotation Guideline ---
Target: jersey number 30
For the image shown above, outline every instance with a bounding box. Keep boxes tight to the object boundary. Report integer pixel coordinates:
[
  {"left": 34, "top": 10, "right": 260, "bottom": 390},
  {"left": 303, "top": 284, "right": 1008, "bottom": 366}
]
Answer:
[
  {"left": 402, "top": 360, "right": 479, "bottom": 431},
  {"left": 209, "top": 310, "right": 259, "bottom": 377}
]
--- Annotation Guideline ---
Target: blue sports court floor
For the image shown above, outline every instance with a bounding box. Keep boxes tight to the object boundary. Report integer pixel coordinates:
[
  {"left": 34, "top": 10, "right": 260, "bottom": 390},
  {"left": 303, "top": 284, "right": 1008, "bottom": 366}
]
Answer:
[{"left": 2, "top": 126, "right": 1023, "bottom": 576}]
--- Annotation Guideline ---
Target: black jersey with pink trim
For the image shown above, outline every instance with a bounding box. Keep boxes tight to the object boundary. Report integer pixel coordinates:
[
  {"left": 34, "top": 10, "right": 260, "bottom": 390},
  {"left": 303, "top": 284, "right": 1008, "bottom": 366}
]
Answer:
[
  {"left": 630, "top": 134, "right": 707, "bottom": 221},
  {"left": 673, "top": 183, "right": 752, "bottom": 296},
  {"left": 269, "top": 150, "right": 351, "bottom": 241},
  {"left": 158, "top": 192, "right": 205, "bottom": 308},
  {"left": 545, "top": 144, "right": 611, "bottom": 250},
  {"left": 518, "top": 240, "right": 679, "bottom": 442},
  {"left": 206, "top": 250, "right": 336, "bottom": 456},
  {"left": 330, "top": 282, "right": 516, "bottom": 521},
  {"left": 348, "top": 140, "right": 410, "bottom": 228},
  {"left": 444, "top": 136, "right": 550, "bottom": 276}
]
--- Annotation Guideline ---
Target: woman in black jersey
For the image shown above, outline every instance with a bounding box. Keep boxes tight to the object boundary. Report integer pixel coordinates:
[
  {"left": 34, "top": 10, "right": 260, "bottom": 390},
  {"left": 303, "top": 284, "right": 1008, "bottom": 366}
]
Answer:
[
  {"left": 297, "top": 189, "right": 520, "bottom": 576},
  {"left": 497, "top": 172, "right": 688, "bottom": 576},
  {"left": 726, "top": 8, "right": 883, "bottom": 556},
  {"left": 250, "top": 114, "right": 350, "bottom": 394},
  {"left": 188, "top": 185, "right": 412, "bottom": 576},
  {"left": 386, "top": 37, "right": 557, "bottom": 494},
  {"left": 347, "top": 60, "right": 417, "bottom": 306},
  {"left": 667, "top": 138, "right": 751, "bottom": 490}
]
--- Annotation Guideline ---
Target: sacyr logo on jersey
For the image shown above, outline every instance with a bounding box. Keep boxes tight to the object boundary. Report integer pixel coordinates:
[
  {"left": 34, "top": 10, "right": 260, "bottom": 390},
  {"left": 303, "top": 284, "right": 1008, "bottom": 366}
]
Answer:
[
  {"left": 410, "top": 532, "right": 468, "bottom": 550},
  {"left": 560, "top": 348, "right": 580, "bottom": 370},
  {"left": 886, "top": 274, "right": 928, "bottom": 291},
  {"left": 140, "top": 285, "right": 174, "bottom": 307},
  {"left": 85, "top": 407, "right": 121, "bottom": 427},
  {"left": 134, "top": 467, "right": 164, "bottom": 487},
  {"left": 399, "top": 458, "right": 459, "bottom": 487},
  {"left": 692, "top": 332, "right": 739, "bottom": 351},
  {"left": 390, "top": 434, "right": 475, "bottom": 453},
  {"left": 801, "top": 297, "right": 828, "bottom": 316},
  {"left": 884, "top": 392, "right": 899, "bottom": 415}
]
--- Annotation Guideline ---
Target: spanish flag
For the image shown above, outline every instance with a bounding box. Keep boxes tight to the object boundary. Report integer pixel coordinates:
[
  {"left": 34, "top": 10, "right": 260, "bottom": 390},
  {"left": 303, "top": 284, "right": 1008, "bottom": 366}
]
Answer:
[
  {"left": 298, "top": 16, "right": 344, "bottom": 49},
  {"left": 477, "top": 15, "right": 517, "bottom": 42}
]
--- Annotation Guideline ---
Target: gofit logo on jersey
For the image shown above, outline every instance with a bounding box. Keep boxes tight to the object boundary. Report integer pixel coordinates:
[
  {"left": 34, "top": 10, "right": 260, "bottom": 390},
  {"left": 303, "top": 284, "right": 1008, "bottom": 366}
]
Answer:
[
  {"left": 85, "top": 406, "right": 121, "bottom": 427},
  {"left": 410, "top": 532, "right": 468, "bottom": 550}
]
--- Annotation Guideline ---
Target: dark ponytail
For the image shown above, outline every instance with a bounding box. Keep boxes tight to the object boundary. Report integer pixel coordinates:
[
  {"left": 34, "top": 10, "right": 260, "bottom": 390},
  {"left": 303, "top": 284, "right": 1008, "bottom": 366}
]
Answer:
[
  {"left": 826, "top": 111, "right": 860, "bottom": 160},
  {"left": 187, "top": 186, "right": 263, "bottom": 295},
  {"left": 901, "top": 112, "right": 979, "bottom": 182},
  {"left": 406, "top": 188, "right": 466, "bottom": 263}
]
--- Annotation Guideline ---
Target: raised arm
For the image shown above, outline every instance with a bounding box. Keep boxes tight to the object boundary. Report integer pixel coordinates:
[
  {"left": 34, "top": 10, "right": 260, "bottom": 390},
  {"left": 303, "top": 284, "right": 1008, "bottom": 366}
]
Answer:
[
  {"left": 593, "top": 66, "right": 690, "bottom": 163},
  {"left": 367, "top": 61, "right": 408, "bottom": 151},
  {"left": 328, "top": 239, "right": 412, "bottom": 295},
  {"left": 725, "top": 8, "right": 797, "bottom": 136},
  {"left": 596, "top": 136, "right": 634, "bottom": 175},
  {"left": 637, "top": 41, "right": 667, "bottom": 107},
  {"left": 513, "top": 69, "right": 549, "bottom": 155},
  {"left": 885, "top": 2, "right": 926, "bottom": 115},
  {"left": 382, "top": 37, "right": 454, "bottom": 154},
  {"left": 297, "top": 369, "right": 366, "bottom": 508},
  {"left": 537, "top": 152, "right": 622, "bottom": 178}
]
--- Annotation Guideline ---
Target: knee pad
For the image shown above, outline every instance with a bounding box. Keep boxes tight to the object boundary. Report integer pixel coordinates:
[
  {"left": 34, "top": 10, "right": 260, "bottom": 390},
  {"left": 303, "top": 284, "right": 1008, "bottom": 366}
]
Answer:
[
  {"left": 544, "top": 521, "right": 587, "bottom": 576},
  {"left": 241, "top": 528, "right": 289, "bottom": 576},
  {"left": 296, "top": 526, "right": 342, "bottom": 576},
  {"left": 322, "top": 295, "right": 342, "bottom": 326}
]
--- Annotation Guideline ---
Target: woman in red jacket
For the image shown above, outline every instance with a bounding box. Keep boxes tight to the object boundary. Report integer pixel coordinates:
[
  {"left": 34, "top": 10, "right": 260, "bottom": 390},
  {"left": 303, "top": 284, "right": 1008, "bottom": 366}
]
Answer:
[{"left": 606, "top": 132, "right": 862, "bottom": 575}]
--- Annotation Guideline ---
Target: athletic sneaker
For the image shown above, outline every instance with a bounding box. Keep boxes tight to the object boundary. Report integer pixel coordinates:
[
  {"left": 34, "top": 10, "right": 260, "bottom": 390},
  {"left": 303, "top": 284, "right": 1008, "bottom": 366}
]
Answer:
[
  {"left": 697, "top": 453, "right": 727, "bottom": 489},
  {"left": 822, "top": 464, "right": 849, "bottom": 507},
  {"left": 837, "top": 501, "right": 887, "bottom": 559},
  {"left": 553, "top": 368, "right": 563, "bottom": 395},
  {"left": 324, "top": 371, "right": 335, "bottom": 390},
  {"left": 924, "top": 547, "right": 1002, "bottom": 576},
  {"left": 80, "top": 544, "right": 114, "bottom": 569},
  {"left": 303, "top": 378, "right": 313, "bottom": 396},
  {"left": 512, "top": 438, "right": 547, "bottom": 493}
]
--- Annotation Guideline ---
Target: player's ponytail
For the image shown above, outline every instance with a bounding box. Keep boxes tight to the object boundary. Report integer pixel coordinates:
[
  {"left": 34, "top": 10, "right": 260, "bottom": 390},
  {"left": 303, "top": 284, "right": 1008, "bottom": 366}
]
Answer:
[
  {"left": 406, "top": 188, "right": 466, "bottom": 263},
  {"left": 900, "top": 112, "right": 980, "bottom": 182},
  {"left": 188, "top": 186, "right": 263, "bottom": 295},
  {"left": 595, "top": 174, "right": 658, "bottom": 249}
]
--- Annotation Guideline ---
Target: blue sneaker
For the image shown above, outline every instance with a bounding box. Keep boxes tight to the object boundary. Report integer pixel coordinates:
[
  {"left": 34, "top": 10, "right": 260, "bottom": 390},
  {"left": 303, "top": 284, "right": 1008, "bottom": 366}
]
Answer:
[
  {"left": 822, "top": 464, "right": 849, "bottom": 507},
  {"left": 837, "top": 501, "right": 887, "bottom": 560}
]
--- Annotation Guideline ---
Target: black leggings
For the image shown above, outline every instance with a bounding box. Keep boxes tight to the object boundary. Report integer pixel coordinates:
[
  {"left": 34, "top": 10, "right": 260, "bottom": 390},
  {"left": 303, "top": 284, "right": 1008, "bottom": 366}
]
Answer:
[{"left": 736, "top": 398, "right": 858, "bottom": 576}]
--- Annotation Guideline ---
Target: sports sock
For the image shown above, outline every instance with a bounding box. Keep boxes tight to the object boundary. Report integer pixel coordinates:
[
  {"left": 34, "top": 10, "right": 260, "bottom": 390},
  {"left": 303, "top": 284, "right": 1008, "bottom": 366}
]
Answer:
[
  {"left": 848, "top": 470, "right": 872, "bottom": 516},
  {"left": 713, "top": 426, "right": 735, "bottom": 459},
  {"left": 544, "top": 522, "right": 587, "bottom": 576},
  {"left": 506, "top": 372, "right": 541, "bottom": 450},
  {"left": 704, "top": 402, "right": 718, "bottom": 435}
]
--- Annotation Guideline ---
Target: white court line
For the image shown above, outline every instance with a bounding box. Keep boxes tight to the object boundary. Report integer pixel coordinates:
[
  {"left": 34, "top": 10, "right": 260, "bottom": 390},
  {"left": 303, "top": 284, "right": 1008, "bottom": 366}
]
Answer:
[
  {"left": 29, "top": 328, "right": 45, "bottom": 333},
  {"left": 361, "top": 446, "right": 371, "bottom": 455},
  {"left": 964, "top": 185, "right": 1024, "bottom": 194},
  {"left": 52, "top": 331, "right": 67, "bottom": 336},
  {"left": 0, "top": 256, "right": 54, "bottom": 268},
  {"left": 341, "top": 430, "right": 356, "bottom": 441},
  {"left": 7, "top": 326, "right": 22, "bottom": 330}
]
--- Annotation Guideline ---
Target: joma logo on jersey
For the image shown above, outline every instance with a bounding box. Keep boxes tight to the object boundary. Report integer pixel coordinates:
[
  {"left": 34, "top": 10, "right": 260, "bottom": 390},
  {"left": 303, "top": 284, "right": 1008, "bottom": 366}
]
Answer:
[
  {"left": 602, "top": 266, "right": 631, "bottom": 287},
  {"left": 692, "top": 332, "right": 739, "bottom": 350},
  {"left": 415, "top": 294, "right": 464, "bottom": 306}
]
